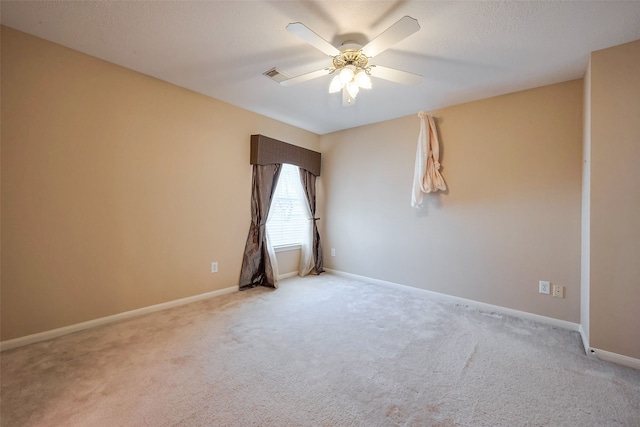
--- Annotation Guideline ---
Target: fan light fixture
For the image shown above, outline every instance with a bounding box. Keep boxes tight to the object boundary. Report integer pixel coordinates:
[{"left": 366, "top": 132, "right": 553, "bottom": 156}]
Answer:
[
  {"left": 326, "top": 49, "right": 372, "bottom": 103},
  {"left": 280, "top": 17, "right": 422, "bottom": 107}
]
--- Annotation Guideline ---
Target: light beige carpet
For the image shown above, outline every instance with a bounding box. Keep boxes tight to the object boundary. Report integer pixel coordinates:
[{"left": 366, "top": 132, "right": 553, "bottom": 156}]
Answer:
[{"left": 1, "top": 274, "right": 639, "bottom": 426}]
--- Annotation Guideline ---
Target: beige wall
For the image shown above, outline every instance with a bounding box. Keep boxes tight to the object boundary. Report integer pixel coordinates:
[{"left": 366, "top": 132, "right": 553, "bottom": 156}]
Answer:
[
  {"left": 320, "top": 80, "right": 583, "bottom": 322},
  {"left": 588, "top": 40, "right": 640, "bottom": 359},
  {"left": 1, "top": 27, "right": 319, "bottom": 341}
]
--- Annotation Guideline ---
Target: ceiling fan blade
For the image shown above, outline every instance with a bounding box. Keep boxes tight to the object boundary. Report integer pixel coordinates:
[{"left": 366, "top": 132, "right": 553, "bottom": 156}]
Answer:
[
  {"left": 369, "top": 65, "right": 422, "bottom": 86},
  {"left": 286, "top": 22, "right": 341, "bottom": 57},
  {"left": 280, "top": 68, "right": 332, "bottom": 86},
  {"left": 361, "top": 16, "right": 420, "bottom": 58}
]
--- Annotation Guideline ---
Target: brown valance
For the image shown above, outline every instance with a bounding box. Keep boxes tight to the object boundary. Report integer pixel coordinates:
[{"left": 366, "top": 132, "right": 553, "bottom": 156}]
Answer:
[{"left": 250, "top": 134, "right": 321, "bottom": 176}]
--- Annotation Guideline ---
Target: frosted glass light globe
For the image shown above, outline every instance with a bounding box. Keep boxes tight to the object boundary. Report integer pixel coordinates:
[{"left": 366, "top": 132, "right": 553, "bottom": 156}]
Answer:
[
  {"left": 354, "top": 71, "right": 372, "bottom": 89},
  {"left": 339, "top": 65, "right": 356, "bottom": 84},
  {"left": 346, "top": 80, "right": 360, "bottom": 98},
  {"left": 329, "top": 75, "right": 343, "bottom": 93}
]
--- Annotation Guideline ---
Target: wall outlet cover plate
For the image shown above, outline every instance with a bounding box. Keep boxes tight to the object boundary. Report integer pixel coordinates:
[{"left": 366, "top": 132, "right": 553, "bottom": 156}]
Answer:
[
  {"left": 539, "top": 281, "right": 550, "bottom": 295},
  {"left": 552, "top": 284, "right": 564, "bottom": 298}
]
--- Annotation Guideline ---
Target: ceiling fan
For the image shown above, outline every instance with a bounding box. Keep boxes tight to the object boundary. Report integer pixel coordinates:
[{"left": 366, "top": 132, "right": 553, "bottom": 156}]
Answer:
[{"left": 281, "top": 16, "right": 422, "bottom": 106}]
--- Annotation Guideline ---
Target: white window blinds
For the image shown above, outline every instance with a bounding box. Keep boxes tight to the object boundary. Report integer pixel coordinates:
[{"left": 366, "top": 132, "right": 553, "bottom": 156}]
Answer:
[{"left": 267, "top": 163, "right": 309, "bottom": 247}]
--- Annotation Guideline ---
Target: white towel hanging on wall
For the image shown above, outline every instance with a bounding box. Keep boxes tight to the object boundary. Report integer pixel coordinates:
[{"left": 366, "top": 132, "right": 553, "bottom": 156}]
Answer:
[{"left": 411, "top": 111, "right": 446, "bottom": 208}]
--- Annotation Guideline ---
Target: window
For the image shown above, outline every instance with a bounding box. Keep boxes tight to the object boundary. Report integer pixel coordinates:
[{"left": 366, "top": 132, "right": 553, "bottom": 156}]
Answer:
[{"left": 267, "top": 163, "right": 309, "bottom": 248}]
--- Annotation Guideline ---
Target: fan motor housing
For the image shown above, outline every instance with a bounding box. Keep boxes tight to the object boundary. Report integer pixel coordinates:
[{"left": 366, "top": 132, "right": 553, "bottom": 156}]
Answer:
[{"left": 333, "top": 42, "right": 369, "bottom": 71}]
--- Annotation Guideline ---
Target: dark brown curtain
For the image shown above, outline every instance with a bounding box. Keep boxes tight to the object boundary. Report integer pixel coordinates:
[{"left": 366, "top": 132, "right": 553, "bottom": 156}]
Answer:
[
  {"left": 239, "top": 164, "right": 282, "bottom": 290},
  {"left": 299, "top": 168, "right": 324, "bottom": 274}
]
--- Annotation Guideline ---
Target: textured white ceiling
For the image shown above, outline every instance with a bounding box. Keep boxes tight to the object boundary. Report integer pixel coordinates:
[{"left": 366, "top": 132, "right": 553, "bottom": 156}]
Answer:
[{"left": 2, "top": 1, "right": 640, "bottom": 134}]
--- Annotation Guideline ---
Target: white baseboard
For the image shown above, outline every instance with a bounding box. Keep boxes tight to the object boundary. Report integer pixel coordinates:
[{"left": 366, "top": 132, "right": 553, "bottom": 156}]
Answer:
[
  {"left": 588, "top": 347, "right": 640, "bottom": 370},
  {"left": 0, "top": 286, "right": 238, "bottom": 352},
  {"left": 325, "top": 269, "right": 581, "bottom": 332},
  {"left": 278, "top": 271, "right": 299, "bottom": 280},
  {"left": 579, "top": 325, "right": 591, "bottom": 355},
  {"left": 579, "top": 325, "right": 640, "bottom": 369}
]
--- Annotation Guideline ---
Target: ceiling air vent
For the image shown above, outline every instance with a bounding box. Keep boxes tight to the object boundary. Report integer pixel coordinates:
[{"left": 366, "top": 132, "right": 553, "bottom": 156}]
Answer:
[{"left": 263, "top": 67, "right": 291, "bottom": 83}]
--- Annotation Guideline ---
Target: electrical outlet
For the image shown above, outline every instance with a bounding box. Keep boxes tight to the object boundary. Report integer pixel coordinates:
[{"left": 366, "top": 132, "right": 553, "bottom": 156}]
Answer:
[
  {"left": 552, "top": 284, "right": 564, "bottom": 298},
  {"left": 539, "top": 281, "right": 550, "bottom": 295},
  {"left": 331, "top": 248, "right": 335, "bottom": 257},
  {"left": 211, "top": 262, "right": 218, "bottom": 273}
]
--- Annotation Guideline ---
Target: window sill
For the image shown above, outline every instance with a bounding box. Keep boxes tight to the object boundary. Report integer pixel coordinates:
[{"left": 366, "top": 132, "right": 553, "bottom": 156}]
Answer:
[{"left": 273, "top": 244, "right": 301, "bottom": 253}]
